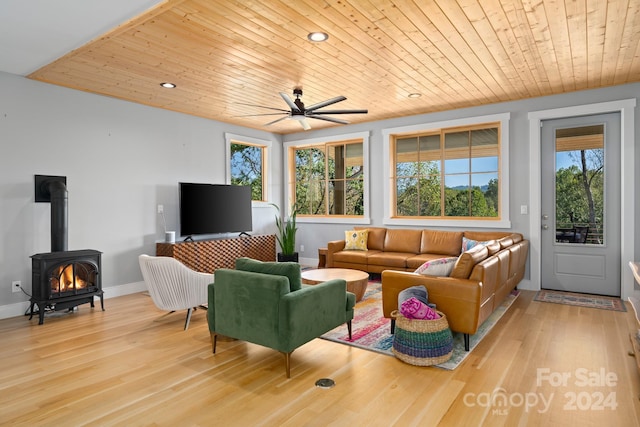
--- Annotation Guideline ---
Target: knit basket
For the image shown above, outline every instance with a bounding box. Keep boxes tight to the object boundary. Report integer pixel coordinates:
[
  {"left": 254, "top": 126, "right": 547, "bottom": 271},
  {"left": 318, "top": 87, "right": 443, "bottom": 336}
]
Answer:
[{"left": 391, "top": 310, "right": 453, "bottom": 366}]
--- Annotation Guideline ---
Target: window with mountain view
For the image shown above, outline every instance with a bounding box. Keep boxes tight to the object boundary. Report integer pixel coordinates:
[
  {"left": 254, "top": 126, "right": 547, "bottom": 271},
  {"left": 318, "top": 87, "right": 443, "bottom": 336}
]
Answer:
[{"left": 392, "top": 123, "right": 500, "bottom": 219}]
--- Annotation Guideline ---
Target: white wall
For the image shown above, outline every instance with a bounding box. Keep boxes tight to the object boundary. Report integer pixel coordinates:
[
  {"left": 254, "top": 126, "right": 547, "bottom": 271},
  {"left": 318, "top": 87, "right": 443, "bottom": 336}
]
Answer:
[{"left": 0, "top": 71, "right": 281, "bottom": 317}]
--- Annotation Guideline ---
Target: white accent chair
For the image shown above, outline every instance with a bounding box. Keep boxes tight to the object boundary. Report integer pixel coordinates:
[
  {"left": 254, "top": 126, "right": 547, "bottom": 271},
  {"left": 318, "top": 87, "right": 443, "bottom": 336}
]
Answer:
[{"left": 138, "top": 254, "right": 213, "bottom": 330}]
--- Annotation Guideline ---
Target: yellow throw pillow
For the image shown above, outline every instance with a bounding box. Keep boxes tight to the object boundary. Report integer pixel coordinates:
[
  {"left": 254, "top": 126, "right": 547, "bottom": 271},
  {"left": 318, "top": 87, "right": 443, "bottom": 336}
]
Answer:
[{"left": 344, "top": 229, "right": 368, "bottom": 250}]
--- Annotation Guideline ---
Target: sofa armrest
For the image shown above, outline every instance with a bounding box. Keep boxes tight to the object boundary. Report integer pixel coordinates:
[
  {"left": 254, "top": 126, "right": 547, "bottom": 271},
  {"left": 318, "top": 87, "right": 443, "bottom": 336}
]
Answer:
[
  {"left": 326, "top": 240, "right": 346, "bottom": 268},
  {"left": 279, "top": 279, "right": 352, "bottom": 351},
  {"left": 381, "top": 270, "right": 483, "bottom": 334}
]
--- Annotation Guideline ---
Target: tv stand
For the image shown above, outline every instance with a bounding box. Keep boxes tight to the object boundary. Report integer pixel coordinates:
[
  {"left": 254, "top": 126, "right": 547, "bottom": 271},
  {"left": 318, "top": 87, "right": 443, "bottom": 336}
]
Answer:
[{"left": 156, "top": 234, "right": 276, "bottom": 272}]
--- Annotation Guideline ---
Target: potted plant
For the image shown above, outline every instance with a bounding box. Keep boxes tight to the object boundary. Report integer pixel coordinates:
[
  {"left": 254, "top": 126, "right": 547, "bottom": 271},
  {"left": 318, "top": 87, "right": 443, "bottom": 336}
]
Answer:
[{"left": 272, "top": 203, "right": 299, "bottom": 262}]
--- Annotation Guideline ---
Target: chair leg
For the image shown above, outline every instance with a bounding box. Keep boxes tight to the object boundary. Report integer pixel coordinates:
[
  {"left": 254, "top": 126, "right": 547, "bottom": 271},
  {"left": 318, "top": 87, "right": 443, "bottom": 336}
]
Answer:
[
  {"left": 184, "top": 308, "right": 193, "bottom": 330},
  {"left": 211, "top": 332, "right": 218, "bottom": 354},
  {"left": 347, "top": 320, "right": 352, "bottom": 340},
  {"left": 464, "top": 333, "right": 470, "bottom": 351},
  {"left": 283, "top": 352, "right": 292, "bottom": 378},
  {"left": 390, "top": 318, "right": 395, "bottom": 334}
]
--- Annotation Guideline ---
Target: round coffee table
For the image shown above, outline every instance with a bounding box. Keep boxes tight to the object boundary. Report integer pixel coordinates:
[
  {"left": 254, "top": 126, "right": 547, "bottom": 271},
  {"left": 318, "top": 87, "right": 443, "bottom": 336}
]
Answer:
[{"left": 301, "top": 268, "right": 369, "bottom": 302}]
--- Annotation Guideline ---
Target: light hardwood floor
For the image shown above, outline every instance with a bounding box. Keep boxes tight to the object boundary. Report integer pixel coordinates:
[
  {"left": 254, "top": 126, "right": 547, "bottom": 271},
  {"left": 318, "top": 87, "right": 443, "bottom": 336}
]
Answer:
[{"left": 1, "top": 290, "right": 639, "bottom": 426}]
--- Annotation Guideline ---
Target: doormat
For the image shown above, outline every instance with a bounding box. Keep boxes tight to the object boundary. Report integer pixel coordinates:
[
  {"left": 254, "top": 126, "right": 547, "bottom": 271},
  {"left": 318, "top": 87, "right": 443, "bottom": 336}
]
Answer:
[
  {"left": 534, "top": 289, "right": 626, "bottom": 312},
  {"left": 320, "top": 278, "right": 519, "bottom": 370}
]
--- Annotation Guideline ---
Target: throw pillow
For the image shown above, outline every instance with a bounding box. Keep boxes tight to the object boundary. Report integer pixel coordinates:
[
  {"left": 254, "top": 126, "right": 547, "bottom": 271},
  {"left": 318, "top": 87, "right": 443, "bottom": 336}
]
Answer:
[
  {"left": 344, "top": 229, "right": 368, "bottom": 250},
  {"left": 461, "top": 236, "right": 492, "bottom": 252},
  {"left": 413, "top": 257, "right": 458, "bottom": 276}
]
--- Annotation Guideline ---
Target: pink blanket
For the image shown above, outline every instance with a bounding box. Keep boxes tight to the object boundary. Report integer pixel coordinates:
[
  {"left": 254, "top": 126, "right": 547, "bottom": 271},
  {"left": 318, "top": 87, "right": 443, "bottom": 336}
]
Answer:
[{"left": 400, "top": 297, "right": 440, "bottom": 320}]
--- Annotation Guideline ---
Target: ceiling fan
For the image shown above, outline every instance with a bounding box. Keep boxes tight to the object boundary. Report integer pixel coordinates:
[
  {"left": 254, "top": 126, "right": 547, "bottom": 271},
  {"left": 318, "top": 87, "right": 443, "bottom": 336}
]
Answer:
[{"left": 239, "top": 88, "right": 368, "bottom": 130}]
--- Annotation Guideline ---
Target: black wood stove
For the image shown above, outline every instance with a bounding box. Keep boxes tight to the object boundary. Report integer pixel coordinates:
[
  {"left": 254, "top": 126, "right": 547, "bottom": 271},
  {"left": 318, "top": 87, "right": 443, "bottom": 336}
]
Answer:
[{"left": 29, "top": 175, "right": 104, "bottom": 324}]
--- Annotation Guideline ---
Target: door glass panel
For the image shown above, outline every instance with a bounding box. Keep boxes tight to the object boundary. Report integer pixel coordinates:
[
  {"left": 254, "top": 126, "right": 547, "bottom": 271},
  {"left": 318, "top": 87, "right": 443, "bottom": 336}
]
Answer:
[{"left": 554, "top": 125, "right": 604, "bottom": 245}]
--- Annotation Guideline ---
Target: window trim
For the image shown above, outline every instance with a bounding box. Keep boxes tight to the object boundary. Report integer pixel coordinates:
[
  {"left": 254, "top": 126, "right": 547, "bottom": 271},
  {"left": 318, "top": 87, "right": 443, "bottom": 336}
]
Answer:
[
  {"left": 283, "top": 131, "right": 371, "bottom": 224},
  {"left": 382, "top": 113, "right": 511, "bottom": 228},
  {"left": 225, "top": 133, "right": 273, "bottom": 206}
]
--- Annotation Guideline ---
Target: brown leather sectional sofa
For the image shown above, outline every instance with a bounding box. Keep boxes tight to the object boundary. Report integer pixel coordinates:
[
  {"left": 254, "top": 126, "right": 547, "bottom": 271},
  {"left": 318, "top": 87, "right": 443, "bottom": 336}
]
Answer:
[{"left": 326, "top": 227, "right": 529, "bottom": 350}]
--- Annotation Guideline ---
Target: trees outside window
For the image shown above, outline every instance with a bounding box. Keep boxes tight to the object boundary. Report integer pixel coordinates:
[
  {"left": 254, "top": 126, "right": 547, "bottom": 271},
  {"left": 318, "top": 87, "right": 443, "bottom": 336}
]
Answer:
[
  {"left": 554, "top": 125, "right": 605, "bottom": 243},
  {"left": 393, "top": 123, "right": 500, "bottom": 219},
  {"left": 293, "top": 140, "right": 364, "bottom": 217},
  {"left": 230, "top": 141, "right": 266, "bottom": 201}
]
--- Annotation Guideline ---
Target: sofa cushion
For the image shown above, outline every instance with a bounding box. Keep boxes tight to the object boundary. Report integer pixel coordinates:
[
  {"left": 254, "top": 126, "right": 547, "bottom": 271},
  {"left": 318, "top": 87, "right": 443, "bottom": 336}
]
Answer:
[
  {"left": 355, "top": 226, "right": 386, "bottom": 251},
  {"left": 497, "top": 235, "right": 514, "bottom": 249},
  {"left": 420, "top": 229, "right": 463, "bottom": 256},
  {"left": 344, "top": 229, "right": 368, "bottom": 250},
  {"left": 485, "top": 240, "right": 501, "bottom": 256},
  {"left": 414, "top": 257, "right": 458, "bottom": 276},
  {"left": 367, "top": 252, "right": 412, "bottom": 268},
  {"left": 450, "top": 245, "right": 490, "bottom": 279},
  {"left": 235, "top": 257, "right": 302, "bottom": 291},
  {"left": 383, "top": 228, "right": 422, "bottom": 253},
  {"left": 333, "top": 249, "right": 373, "bottom": 264}
]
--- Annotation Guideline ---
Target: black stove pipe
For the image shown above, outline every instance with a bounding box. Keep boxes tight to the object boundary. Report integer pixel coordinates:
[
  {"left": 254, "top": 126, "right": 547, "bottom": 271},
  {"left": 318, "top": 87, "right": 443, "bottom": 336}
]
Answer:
[{"left": 48, "top": 180, "right": 68, "bottom": 252}]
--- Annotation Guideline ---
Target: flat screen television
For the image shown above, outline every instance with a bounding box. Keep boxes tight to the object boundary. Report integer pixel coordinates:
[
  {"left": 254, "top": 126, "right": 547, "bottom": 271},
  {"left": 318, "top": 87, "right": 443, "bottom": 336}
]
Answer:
[{"left": 179, "top": 182, "right": 253, "bottom": 238}]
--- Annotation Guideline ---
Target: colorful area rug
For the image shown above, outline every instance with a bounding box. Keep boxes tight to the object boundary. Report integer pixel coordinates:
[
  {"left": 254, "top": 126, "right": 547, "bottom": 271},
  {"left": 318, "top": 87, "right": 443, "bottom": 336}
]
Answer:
[
  {"left": 320, "top": 279, "right": 519, "bottom": 370},
  {"left": 534, "top": 289, "right": 626, "bottom": 312}
]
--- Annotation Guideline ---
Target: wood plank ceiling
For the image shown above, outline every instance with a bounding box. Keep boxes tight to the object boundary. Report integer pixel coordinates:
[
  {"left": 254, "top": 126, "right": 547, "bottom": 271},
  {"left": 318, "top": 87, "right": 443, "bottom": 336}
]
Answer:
[{"left": 28, "top": 0, "right": 640, "bottom": 134}]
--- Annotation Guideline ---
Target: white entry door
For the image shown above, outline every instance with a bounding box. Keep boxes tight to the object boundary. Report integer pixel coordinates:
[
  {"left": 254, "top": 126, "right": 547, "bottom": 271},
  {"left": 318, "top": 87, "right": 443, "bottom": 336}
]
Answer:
[{"left": 540, "top": 113, "right": 621, "bottom": 296}]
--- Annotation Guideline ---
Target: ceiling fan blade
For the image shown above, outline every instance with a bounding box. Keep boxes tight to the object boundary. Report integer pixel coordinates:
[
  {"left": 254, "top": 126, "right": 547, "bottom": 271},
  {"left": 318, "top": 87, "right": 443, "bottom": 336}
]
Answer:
[
  {"left": 307, "top": 115, "right": 349, "bottom": 125},
  {"left": 236, "top": 102, "right": 289, "bottom": 112},
  {"left": 265, "top": 116, "right": 290, "bottom": 126},
  {"left": 279, "top": 92, "right": 301, "bottom": 112},
  {"left": 305, "top": 96, "right": 347, "bottom": 112},
  {"left": 310, "top": 109, "right": 368, "bottom": 115},
  {"left": 235, "top": 113, "right": 289, "bottom": 117},
  {"left": 300, "top": 118, "right": 311, "bottom": 130}
]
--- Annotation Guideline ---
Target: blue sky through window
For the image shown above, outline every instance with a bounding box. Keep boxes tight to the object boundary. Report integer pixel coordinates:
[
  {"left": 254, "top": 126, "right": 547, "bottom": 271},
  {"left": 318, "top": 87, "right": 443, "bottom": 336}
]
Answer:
[{"left": 445, "top": 156, "right": 498, "bottom": 188}]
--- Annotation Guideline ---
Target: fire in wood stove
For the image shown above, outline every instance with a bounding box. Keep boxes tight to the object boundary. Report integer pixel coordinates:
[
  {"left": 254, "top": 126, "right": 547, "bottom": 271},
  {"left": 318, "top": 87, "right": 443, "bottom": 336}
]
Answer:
[{"left": 29, "top": 250, "right": 103, "bottom": 325}]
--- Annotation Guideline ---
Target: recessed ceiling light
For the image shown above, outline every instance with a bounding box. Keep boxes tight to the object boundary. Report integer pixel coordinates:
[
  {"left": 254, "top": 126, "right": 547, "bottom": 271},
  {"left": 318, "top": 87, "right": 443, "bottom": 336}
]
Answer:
[
  {"left": 408, "top": 93, "right": 422, "bottom": 98},
  {"left": 307, "top": 32, "right": 329, "bottom": 42},
  {"left": 160, "top": 82, "right": 176, "bottom": 88}
]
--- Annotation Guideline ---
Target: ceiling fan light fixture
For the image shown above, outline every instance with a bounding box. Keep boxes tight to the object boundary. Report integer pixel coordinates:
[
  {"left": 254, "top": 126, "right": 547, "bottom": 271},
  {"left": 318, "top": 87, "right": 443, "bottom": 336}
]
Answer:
[
  {"left": 160, "top": 82, "right": 176, "bottom": 88},
  {"left": 307, "top": 32, "right": 329, "bottom": 42}
]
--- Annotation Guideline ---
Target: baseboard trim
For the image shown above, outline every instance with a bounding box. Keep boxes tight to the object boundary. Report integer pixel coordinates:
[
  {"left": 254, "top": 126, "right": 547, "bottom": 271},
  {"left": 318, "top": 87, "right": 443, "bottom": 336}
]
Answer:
[
  {"left": 299, "top": 256, "right": 317, "bottom": 268},
  {"left": 0, "top": 281, "right": 147, "bottom": 321},
  {"left": 516, "top": 279, "right": 534, "bottom": 291}
]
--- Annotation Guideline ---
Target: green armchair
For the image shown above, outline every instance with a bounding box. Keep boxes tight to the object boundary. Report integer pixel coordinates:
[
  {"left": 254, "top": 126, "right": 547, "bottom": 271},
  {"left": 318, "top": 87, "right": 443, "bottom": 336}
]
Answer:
[{"left": 208, "top": 258, "right": 356, "bottom": 378}]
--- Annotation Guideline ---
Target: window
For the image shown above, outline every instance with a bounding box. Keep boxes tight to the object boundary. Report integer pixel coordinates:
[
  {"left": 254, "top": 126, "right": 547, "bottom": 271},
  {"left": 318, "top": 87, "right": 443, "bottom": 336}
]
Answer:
[
  {"left": 284, "top": 132, "right": 370, "bottom": 223},
  {"left": 294, "top": 140, "right": 364, "bottom": 215},
  {"left": 225, "top": 134, "right": 270, "bottom": 202},
  {"left": 383, "top": 113, "right": 510, "bottom": 228},
  {"left": 394, "top": 124, "right": 499, "bottom": 218}
]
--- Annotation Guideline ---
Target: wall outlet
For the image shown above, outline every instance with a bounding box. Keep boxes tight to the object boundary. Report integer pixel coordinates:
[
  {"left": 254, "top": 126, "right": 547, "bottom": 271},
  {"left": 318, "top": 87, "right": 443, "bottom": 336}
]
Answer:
[
  {"left": 300, "top": 245, "right": 305, "bottom": 253},
  {"left": 12, "top": 280, "right": 21, "bottom": 293},
  {"left": 157, "top": 204, "right": 164, "bottom": 214}
]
